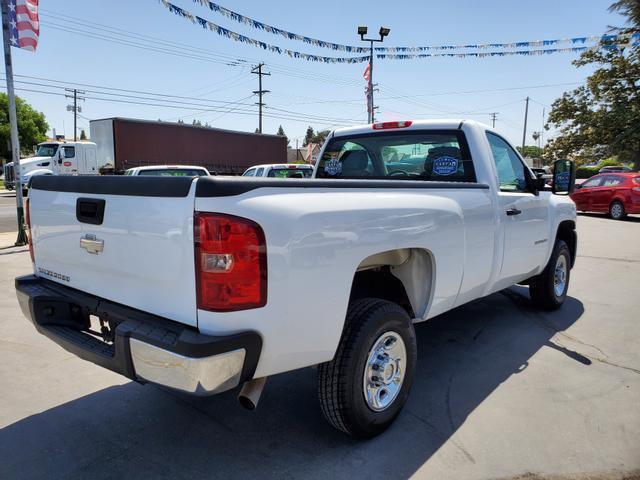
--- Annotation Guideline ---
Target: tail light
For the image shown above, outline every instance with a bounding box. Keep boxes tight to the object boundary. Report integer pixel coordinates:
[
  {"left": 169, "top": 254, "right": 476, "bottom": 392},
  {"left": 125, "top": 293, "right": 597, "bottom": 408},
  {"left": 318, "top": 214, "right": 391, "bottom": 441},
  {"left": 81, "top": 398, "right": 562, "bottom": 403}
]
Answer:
[
  {"left": 194, "top": 212, "right": 267, "bottom": 312},
  {"left": 25, "top": 198, "right": 34, "bottom": 263},
  {"left": 372, "top": 121, "right": 413, "bottom": 130}
]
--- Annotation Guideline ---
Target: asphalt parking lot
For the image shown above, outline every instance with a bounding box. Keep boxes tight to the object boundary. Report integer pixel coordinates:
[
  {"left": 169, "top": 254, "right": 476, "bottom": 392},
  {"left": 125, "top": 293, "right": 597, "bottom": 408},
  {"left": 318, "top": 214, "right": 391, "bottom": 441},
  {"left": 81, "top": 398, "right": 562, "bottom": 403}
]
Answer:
[{"left": 0, "top": 213, "right": 638, "bottom": 480}]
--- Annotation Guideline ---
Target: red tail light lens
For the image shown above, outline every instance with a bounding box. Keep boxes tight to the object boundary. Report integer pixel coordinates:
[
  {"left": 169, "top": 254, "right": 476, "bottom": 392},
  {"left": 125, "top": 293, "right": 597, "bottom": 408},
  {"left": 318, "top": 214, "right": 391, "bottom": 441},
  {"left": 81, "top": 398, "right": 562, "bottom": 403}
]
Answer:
[
  {"left": 194, "top": 212, "right": 267, "bottom": 312},
  {"left": 25, "top": 198, "right": 34, "bottom": 263},
  {"left": 372, "top": 121, "right": 413, "bottom": 130}
]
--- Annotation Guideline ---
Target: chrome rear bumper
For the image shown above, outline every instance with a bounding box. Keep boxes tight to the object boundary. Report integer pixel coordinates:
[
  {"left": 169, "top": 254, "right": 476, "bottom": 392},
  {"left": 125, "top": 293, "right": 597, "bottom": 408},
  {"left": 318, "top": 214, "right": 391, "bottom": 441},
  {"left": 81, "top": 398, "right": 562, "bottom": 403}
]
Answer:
[{"left": 15, "top": 275, "right": 262, "bottom": 396}]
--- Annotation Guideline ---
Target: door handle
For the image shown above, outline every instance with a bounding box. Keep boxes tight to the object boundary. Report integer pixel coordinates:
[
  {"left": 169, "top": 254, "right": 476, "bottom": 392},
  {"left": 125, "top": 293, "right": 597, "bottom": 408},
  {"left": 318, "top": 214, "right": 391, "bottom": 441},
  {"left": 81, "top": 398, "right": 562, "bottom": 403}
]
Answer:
[{"left": 506, "top": 207, "right": 522, "bottom": 216}]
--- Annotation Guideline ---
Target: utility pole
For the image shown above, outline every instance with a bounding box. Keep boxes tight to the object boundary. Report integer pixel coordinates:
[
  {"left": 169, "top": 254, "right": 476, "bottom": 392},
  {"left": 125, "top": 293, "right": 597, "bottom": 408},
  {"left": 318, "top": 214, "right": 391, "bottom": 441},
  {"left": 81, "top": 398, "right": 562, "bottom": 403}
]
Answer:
[
  {"left": 358, "top": 26, "right": 390, "bottom": 123},
  {"left": 1, "top": 0, "right": 27, "bottom": 245},
  {"left": 490, "top": 112, "right": 498, "bottom": 128},
  {"left": 522, "top": 96, "right": 530, "bottom": 151},
  {"left": 65, "top": 88, "right": 85, "bottom": 141},
  {"left": 251, "top": 63, "right": 270, "bottom": 134}
]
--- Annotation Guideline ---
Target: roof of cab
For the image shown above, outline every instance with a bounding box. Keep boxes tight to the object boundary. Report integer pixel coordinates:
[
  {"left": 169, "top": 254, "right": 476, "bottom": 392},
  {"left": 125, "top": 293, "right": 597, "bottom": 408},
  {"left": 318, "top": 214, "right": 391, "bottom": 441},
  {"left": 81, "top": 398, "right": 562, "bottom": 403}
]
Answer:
[{"left": 331, "top": 119, "right": 487, "bottom": 138}]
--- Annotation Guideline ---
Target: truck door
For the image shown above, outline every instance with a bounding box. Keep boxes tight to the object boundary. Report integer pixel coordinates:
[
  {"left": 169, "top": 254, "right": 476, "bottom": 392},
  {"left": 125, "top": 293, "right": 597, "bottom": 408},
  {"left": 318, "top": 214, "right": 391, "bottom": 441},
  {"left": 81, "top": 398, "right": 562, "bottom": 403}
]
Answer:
[
  {"left": 59, "top": 146, "right": 77, "bottom": 175},
  {"left": 486, "top": 133, "right": 550, "bottom": 285},
  {"left": 83, "top": 146, "right": 98, "bottom": 174}
]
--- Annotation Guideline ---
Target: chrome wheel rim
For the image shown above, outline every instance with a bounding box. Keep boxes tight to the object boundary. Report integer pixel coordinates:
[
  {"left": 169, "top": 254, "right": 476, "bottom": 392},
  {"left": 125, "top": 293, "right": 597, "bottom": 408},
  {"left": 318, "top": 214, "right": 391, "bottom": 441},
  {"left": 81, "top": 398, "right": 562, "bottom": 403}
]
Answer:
[
  {"left": 554, "top": 254, "right": 568, "bottom": 297},
  {"left": 611, "top": 203, "right": 623, "bottom": 218},
  {"left": 363, "top": 331, "right": 406, "bottom": 412}
]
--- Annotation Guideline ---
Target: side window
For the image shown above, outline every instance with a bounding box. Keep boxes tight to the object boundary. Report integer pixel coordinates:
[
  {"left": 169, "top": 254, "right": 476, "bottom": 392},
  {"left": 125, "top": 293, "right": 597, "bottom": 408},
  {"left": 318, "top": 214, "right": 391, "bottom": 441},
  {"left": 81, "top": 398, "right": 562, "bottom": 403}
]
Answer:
[
  {"left": 602, "top": 175, "right": 622, "bottom": 186},
  {"left": 62, "top": 146, "right": 75, "bottom": 158},
  {"left": 243, "top": 169, "right": 255, "bottom": 177},
  {"left": 486, "top": 133, "right": 529, "bottom": 193},
  {"left": 581, "top": 177, "right": 602, "bottom": 188},
  {"left": 256, "top": 168, "right": 264, "bottom": 177}
]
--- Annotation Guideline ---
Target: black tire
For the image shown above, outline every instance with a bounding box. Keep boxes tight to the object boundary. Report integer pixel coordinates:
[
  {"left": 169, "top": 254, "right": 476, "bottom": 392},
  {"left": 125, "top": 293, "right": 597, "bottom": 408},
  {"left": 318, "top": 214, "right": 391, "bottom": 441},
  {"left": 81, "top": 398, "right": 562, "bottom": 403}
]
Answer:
[
  {"left": 609, "top": 201, "right": 626, "bottom": 220},
  {"left": 317, "top": 298, "right": 417, "bottom": 438},
  {"left": 529, "top": 240, "right": 571, "bottom": 310}
]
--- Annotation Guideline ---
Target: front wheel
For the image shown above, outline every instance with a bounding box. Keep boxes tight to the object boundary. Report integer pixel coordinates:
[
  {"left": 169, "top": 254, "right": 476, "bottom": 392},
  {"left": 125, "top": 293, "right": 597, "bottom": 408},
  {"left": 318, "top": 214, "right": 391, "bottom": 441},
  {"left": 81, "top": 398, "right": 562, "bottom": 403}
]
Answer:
[
  {"left": 529, "top": 240, "right": 571, "bottom": 310},
  {"left": 317, "top": 298, "right": 417, "bottom": 438},
  {"left": 609, "top": 201, "right": 626, "bottom": 220}
]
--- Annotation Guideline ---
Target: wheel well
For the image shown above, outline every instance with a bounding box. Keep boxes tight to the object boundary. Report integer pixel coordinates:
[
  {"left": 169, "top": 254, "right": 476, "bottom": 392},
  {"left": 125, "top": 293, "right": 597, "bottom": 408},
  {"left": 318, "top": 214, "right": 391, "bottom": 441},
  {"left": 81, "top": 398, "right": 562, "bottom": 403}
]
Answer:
[
  {"left": 350, "top": 267, "right": 415, "bottom": 318},
  {"left": 556, "top": 220, "right": 577, "bottom": 268},
  {"left": 349, "top": 248, "right": 434, "bottom": 319}
]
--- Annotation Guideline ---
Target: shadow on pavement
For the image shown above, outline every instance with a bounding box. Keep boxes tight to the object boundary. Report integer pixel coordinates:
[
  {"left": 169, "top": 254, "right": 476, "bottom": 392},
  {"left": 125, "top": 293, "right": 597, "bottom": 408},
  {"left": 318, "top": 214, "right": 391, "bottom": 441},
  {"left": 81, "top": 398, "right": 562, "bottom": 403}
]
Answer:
[
  {"left": 0, "top": 287, "right": 584, "bottom": 480},
  {"left": 577, "top": 212, "right": 640, "bottom": 223}
]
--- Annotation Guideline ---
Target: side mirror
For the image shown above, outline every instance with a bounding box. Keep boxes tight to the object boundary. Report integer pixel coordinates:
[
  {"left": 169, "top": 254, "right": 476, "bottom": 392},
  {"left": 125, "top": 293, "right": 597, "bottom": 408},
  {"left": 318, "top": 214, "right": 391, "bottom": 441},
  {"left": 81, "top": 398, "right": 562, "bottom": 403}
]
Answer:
[
  {"left": 58, "top": 148, "right": 65, "bottom": 164},
  {"left": 552, "top": 159, "right": 575, "bottom": 195}
]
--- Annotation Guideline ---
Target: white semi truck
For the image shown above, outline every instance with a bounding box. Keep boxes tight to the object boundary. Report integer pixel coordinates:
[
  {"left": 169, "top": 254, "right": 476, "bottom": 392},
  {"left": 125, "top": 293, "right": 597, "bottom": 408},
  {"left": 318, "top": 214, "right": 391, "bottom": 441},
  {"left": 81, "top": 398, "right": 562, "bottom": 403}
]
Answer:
[{"left": 2, "top": 141, "right": 100, "bottom": 191}]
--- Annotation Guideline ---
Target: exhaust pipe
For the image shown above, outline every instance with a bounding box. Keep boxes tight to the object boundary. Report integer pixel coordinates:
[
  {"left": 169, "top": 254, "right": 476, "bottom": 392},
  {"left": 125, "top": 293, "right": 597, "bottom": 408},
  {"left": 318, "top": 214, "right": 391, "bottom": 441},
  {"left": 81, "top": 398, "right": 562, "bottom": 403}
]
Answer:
[{"left": 238, "top": 377, "right": 267, "bottom": 410}]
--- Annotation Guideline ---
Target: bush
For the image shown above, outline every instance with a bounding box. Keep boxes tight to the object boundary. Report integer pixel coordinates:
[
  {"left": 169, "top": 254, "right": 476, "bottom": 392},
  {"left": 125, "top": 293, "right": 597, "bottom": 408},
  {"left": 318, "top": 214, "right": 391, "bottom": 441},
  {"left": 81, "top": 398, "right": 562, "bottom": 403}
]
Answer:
[
  {"left": 575, "top": 158, "right": 625, "bottom": 179},
  {"left": 576, "top": 166, "right": 600, "bottom": 179}
]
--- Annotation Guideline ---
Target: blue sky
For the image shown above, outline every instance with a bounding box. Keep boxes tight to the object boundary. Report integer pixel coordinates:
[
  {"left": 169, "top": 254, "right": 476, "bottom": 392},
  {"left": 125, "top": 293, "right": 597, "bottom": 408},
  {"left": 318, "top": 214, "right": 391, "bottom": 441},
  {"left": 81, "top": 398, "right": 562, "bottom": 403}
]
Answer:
[{"left": 3, "top": 0, "right": 625, "bottom": 147}]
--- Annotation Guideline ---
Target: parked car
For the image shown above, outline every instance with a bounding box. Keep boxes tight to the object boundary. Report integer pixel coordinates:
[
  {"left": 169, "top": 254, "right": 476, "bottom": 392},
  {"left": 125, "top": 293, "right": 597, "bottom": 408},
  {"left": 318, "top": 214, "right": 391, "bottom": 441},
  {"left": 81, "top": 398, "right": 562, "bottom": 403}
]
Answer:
[
  {"left": 18, "top": 119, "right": 576, "bottom": 438},
  {"left": 598, "top": 165, "right": 632, "bottom": 174},
  {"left": 242, "top": 163, "right": 314, "bottom": 178},
  {"left": 531, "top": 167, "right": 553, "bottom": 186},
  {"left": 124, "top": 165, "right": 210, "bottom": 177},
  {"left": 570, "top": 172, "right": 640, "bottom": 219}
]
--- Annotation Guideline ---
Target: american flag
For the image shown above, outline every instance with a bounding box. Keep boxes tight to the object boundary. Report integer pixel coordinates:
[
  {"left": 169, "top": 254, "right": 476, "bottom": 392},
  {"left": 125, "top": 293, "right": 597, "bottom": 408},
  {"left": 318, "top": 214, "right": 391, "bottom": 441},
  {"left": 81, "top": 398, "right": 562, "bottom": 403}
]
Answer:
[
  {"left": 7, "top": 0, "right": 39, "bottom": 52},
  {"left": 363, "top": 63, "right": 371, "bottom": 82}
]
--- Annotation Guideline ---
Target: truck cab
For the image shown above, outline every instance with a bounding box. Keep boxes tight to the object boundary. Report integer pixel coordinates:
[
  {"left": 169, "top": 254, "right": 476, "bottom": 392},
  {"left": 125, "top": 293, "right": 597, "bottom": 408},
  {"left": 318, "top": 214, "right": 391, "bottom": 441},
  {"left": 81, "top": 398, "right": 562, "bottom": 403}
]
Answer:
[{"left": 2, "top": 141, "right": 99, "bottom": 191}]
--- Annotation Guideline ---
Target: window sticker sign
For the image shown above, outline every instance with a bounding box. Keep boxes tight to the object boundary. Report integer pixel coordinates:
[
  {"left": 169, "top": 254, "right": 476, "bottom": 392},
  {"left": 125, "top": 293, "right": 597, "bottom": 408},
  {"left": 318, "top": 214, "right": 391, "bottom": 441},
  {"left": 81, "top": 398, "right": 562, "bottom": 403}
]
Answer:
[
  {"left": 323, "top": 154, "right": 342, "bottom": 176},
  {"left": 432, "top": 156, "right": 459, "bottom": 176}
]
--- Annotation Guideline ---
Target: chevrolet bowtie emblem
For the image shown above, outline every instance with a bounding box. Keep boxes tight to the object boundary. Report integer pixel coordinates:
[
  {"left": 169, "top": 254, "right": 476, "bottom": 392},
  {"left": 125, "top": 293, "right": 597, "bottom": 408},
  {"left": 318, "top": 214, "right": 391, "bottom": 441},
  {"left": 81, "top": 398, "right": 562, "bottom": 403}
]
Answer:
[{"left": 80, "top": 234, "right": 104, "bottom": 254}]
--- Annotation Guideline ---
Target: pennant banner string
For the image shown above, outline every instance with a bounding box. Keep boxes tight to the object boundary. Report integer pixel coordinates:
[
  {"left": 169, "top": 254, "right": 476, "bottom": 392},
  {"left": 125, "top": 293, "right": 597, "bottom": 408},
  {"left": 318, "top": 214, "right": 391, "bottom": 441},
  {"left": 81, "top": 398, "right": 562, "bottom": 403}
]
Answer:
[
  {"left": 160, "top": 1, "right": 638, "bottom": 63},
  {"left": 192, "top": 0, "right": 639, "bottom": 53},
  {"left": 160, "top": 0, "right": 369, "bottom": 63}
]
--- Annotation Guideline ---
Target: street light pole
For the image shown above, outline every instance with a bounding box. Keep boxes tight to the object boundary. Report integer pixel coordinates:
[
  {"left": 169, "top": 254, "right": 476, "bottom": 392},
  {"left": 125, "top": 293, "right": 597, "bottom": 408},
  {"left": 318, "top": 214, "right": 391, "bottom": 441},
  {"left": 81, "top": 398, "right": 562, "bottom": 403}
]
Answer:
[{"left": 358, "top": 26, "right": 390, "bottom": 124}]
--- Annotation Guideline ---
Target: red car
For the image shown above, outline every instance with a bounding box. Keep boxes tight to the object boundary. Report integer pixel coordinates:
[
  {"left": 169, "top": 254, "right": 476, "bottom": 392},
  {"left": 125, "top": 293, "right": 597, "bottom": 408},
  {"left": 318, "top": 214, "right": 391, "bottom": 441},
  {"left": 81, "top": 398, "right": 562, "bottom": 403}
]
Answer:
[{"left": 571, "top": 172, "right": 640, "bottom": 220}]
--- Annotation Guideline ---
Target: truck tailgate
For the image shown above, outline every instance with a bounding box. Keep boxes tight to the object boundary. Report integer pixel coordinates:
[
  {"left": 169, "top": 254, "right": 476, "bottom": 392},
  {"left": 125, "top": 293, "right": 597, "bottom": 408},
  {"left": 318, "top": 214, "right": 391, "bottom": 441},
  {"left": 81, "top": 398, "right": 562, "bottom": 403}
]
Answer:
[{"left": 28, "top": 176, "right": 198, "bottom": 327}]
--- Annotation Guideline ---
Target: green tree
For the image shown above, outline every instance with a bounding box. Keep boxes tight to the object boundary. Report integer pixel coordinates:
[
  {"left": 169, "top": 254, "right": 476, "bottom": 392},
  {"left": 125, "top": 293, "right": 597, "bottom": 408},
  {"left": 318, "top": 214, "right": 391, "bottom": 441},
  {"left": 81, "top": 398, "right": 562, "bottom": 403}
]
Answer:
[
  {"left": 311, "top": 129, "right": 331, "bottom": 146},
  {"left": 544, "top": 2, "right": 640, "bottom": 168},
  {"left": 276, "top": 125, "right": 290, "bottom": 146},
  {"left": 303, "top": 126, "right": 314, "bottom": 146},
  {"left": 80, "top": 129, "right": 87, "bottom": 140},
  {"left": 516, "top": 145, "right": 544, "bottom": 158},
  {"left": 0, "top": 93, "right": 48, "bottom": 160}
]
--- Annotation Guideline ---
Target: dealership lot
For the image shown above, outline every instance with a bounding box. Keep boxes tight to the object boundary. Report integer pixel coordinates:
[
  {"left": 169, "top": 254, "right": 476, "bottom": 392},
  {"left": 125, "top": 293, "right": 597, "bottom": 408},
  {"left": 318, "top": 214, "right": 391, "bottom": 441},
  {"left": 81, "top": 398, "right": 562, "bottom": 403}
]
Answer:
[{"left": 0, "top": 214, "right": 638, "bottom": 480}]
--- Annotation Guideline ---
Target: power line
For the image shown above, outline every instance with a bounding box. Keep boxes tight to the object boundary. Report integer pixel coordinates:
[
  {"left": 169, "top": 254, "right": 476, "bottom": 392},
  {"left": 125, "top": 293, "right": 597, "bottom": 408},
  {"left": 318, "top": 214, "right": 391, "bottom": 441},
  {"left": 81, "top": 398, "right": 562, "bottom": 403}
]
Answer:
[
  {"left": 0, "top": 83, "right": 360, "bottom": 126},
  {"left": 39, "top": 11, "right": 364, "bottom": 88}
]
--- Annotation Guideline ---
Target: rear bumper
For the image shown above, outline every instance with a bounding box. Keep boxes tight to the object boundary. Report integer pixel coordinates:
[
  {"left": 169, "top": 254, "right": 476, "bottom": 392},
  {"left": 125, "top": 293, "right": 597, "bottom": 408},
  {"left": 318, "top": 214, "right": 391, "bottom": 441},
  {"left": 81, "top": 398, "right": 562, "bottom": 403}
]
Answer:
[{"left": 15, "top": 275, "right": 262, "bottom": 396}]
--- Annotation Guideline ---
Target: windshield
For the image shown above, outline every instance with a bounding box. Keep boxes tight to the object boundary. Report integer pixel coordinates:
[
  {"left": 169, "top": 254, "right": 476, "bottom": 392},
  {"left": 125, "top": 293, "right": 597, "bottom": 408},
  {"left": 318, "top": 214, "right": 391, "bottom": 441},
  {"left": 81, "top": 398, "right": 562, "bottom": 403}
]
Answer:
[
  {"left": 267, "top": 167, "right": 313, "bottom": 178},
  {"left": 36, "top": 144, "right": 59, "bottom": 157},
  {"left": 136, "top": 168, "right": 208, "bottom": 177},
  {"left": 316, "top": 130, "right": 476, "bottom": 182}
]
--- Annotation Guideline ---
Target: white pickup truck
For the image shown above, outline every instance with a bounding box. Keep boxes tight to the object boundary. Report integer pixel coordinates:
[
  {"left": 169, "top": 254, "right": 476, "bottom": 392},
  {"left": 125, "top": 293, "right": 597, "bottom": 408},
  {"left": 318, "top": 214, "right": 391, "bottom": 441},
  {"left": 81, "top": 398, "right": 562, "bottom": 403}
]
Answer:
[{"left": 16, "top": 120, "right": 577, "bottom": 438}]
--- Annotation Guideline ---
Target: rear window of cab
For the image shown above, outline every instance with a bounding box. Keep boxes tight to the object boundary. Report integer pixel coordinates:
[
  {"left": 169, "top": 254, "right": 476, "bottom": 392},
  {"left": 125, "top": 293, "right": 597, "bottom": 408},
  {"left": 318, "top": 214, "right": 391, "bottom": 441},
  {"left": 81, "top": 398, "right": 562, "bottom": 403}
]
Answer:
[{"left": 315, "top": 130, "right": 476, "bottom": 182}]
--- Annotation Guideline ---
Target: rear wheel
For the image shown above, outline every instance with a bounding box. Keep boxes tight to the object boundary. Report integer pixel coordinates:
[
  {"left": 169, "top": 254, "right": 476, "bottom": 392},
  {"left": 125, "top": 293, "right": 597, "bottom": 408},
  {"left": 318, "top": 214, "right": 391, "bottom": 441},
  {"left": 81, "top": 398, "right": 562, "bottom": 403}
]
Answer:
[
  {"left": 317, "top": 298, "right": 417, "bottom": 438},
  {"left": 609, "top": 201, "right": 626, "bottom": 220},
  {"left": 529, "top": 240, "right": 571, "bottom": 310}
]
